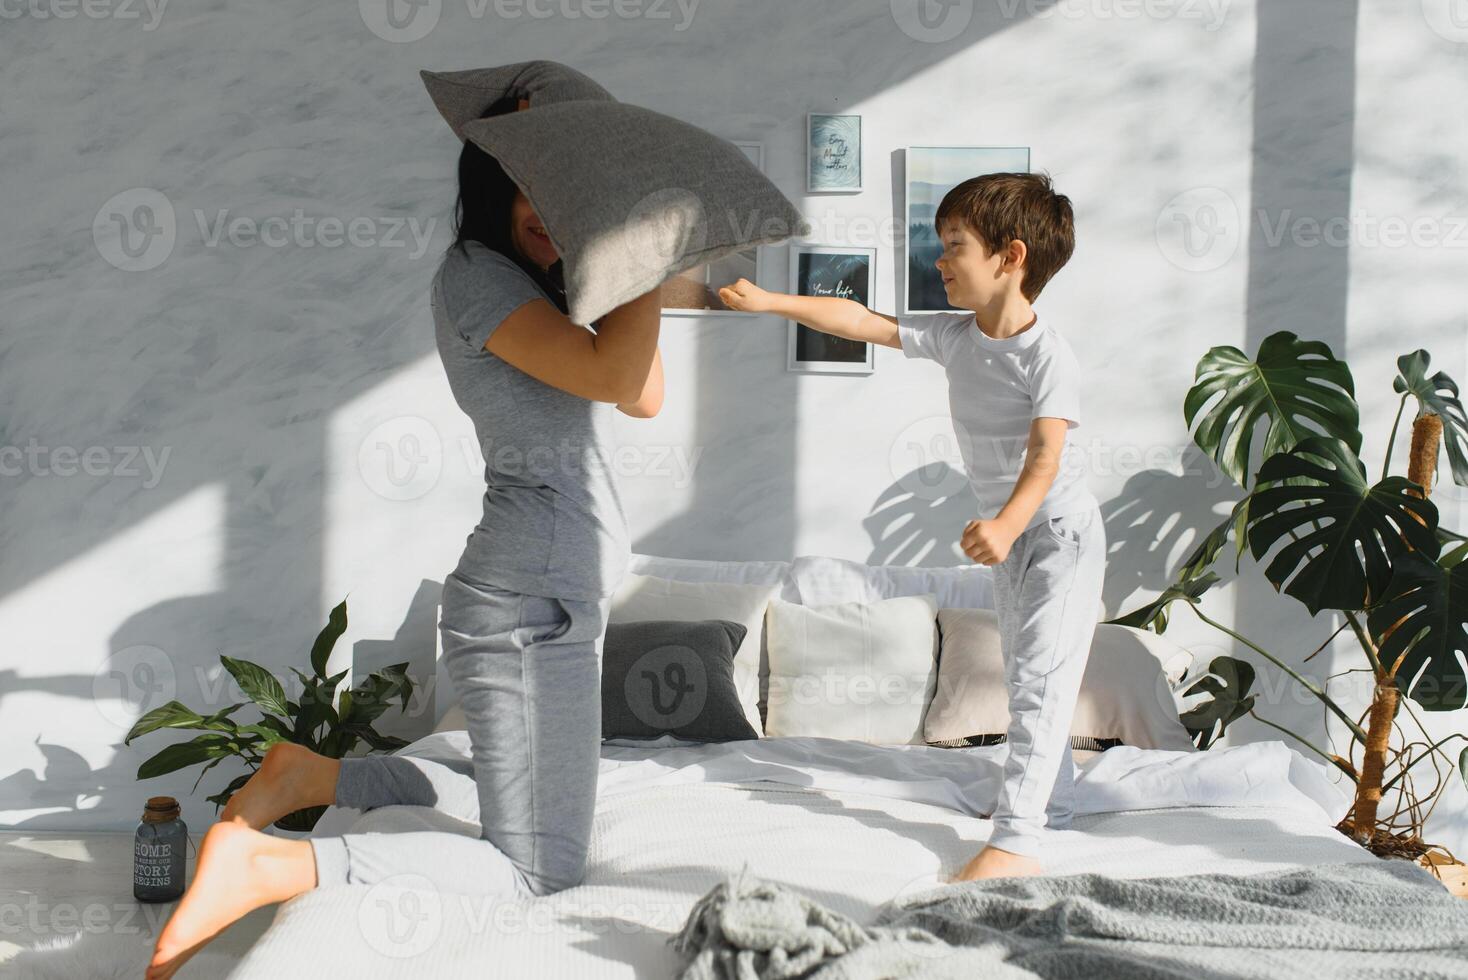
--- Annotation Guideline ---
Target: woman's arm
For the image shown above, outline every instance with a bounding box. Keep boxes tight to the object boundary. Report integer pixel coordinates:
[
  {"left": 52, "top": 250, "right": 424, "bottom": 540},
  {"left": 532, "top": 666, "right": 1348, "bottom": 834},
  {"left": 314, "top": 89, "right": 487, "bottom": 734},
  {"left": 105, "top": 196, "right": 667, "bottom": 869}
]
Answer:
[
  {"left": 618, "top": 346, "right": 664, "bottom": 417},
  {"left": 482, "top": 285, "right": 663, "bottom": 404}
]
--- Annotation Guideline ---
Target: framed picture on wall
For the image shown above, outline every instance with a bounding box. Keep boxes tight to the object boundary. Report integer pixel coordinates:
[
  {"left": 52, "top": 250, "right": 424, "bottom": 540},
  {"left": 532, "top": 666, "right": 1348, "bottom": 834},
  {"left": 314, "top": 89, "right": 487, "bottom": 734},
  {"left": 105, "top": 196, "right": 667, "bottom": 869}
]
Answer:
[
  {"left": 904, "top": 146, "right": 1030, "bottom": 314},
  {"left": 663, "top": 140, "right": 766, "bottom": 316},
  {"left": 807, "top": 113, "right": 862, "bottom": 192},
  {"left": 786, "top": 245, "right": 877, "bottom": 374}
]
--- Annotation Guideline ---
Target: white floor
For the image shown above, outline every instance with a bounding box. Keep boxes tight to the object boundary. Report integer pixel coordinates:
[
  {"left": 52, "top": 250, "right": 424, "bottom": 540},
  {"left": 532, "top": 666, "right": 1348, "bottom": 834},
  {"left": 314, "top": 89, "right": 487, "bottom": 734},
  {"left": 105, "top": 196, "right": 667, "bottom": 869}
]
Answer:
[{"left": 0, "top": 830, "right": 276, "bottom": 978}]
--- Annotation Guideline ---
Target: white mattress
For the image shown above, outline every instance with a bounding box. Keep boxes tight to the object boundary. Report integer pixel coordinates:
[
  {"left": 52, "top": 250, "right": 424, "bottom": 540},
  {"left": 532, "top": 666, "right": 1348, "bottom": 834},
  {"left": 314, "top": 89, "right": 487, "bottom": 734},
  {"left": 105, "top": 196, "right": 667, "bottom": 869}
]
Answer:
[{"left": 228, "top": 736, "right": 1377, "bottom": 979}]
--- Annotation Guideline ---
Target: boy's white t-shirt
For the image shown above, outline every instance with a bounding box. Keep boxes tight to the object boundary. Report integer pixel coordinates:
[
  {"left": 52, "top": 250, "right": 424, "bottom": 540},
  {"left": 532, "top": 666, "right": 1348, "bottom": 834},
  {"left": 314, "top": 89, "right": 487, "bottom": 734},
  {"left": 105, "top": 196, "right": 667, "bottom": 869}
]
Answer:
[{"left": 897, "top": 310, "right": 1097, "bottom": 532}]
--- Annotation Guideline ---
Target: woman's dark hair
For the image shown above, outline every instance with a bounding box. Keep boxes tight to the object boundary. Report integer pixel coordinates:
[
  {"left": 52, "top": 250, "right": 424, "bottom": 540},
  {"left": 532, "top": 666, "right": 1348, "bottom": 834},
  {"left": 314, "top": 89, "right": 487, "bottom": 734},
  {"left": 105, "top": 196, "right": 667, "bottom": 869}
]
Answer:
[{"left": 445, "top": 95, "right": 569, "bottom": 315}]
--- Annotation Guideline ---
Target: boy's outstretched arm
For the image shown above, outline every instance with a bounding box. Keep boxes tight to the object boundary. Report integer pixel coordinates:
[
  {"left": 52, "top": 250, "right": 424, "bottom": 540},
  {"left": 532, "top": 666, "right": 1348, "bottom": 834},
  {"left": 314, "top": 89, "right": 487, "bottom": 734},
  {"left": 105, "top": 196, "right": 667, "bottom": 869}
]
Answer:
[
  {"left": 960, "top": 417, "right": 1070, "bottom": 565},
  {"left": 718, "top": 278, "right": 901, "bottom": 349}
]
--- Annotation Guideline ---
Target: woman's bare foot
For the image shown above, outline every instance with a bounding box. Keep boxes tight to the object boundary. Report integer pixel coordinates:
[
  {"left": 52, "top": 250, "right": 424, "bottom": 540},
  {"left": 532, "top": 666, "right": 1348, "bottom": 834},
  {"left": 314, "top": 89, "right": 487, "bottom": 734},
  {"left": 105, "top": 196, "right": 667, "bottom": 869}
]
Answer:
[
  {"left": 220, "top": 742, "right": 338, "bottom": 830},
  {"left": 146, "top": 821, "right": 317, "bottom": 979},
  {"left": 952, "top": 844, "right": 1044, "bottom": 882}
]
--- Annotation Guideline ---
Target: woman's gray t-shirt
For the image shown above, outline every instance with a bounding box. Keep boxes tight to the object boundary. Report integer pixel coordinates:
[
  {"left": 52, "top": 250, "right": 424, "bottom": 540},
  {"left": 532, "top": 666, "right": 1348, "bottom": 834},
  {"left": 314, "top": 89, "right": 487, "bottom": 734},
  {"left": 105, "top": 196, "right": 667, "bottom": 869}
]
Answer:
[{"left": 431, "top": 240, "right": 630, "bottom": 601}]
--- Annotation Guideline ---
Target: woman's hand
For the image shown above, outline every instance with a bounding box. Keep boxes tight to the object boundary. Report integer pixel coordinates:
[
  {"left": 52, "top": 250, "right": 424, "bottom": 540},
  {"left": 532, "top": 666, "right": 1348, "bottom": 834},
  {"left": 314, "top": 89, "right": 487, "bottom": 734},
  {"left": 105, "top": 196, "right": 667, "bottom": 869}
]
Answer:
[{"left": 718, "top": 278, "right": 774, "bottom": 313}]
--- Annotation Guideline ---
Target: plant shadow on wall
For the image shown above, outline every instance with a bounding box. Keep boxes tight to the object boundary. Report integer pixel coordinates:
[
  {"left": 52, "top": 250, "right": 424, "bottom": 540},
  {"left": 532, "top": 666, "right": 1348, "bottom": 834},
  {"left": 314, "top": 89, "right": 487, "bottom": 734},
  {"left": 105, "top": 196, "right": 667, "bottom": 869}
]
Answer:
[
  {"left": 1109, "top": 332, "right": 1468, "bottom": 873},
  {"left": 862, "top": 463, "right": 978, "bottom": 566}
]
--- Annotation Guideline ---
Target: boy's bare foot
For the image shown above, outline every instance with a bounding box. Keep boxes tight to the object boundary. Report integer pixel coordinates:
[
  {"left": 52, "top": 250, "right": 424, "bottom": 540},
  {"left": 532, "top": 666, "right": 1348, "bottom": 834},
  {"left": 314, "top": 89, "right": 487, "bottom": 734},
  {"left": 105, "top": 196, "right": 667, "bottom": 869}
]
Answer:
[
  {"left": 953, "top": 844, "right": 1044, "bottom": 882},
  {"left": 146, "top": 821, "right": 317, "bottom": 979},
  {"left": 220, "top": 742, "right": 337, "bottom": 830}
]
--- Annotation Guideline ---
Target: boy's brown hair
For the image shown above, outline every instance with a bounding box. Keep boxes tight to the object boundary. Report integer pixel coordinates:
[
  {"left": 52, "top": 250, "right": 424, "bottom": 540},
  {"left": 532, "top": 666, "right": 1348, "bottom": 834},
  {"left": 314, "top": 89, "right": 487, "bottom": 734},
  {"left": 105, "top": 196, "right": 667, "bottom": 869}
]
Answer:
[{"left": 935, "top": 172, "right": 1074, "bottom": 301}]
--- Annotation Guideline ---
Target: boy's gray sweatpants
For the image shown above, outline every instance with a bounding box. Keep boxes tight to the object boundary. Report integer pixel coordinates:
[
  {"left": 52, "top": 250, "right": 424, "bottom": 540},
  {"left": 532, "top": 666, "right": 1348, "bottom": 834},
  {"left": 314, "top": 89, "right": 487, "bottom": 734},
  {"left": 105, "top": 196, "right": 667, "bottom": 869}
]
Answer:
[
  {"left": 309, "top": 571, "right": 610, "bottom": 898},
  {"left": 986, "top": 501, "right": 1107, "bottom": 859}
]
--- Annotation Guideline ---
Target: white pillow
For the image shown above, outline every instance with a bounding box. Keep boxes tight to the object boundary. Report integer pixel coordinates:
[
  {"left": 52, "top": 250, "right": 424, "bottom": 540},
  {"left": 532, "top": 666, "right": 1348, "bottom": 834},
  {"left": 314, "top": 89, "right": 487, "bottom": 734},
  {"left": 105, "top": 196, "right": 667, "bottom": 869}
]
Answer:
[
  {"left": 609, "top": 573, "right": 778, "bottom": 735},
  {"left": 791, "top": 555, "right": 994, "bottom": 610},
  {"left": 923, "top": 609, "right": 1197, "bottom": 752},
  {"left": 764, "top": 594, "right": 939, "bottom": 745}
]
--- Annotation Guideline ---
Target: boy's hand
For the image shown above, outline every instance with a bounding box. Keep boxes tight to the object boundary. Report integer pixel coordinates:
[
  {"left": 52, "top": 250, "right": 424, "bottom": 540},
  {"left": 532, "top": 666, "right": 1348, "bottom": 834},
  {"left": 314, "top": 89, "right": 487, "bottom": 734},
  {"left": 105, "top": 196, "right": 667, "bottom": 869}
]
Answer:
[
  {"left": 718, "top": 278, "right": 775, "bottom": 313},
  {"left": 961, "top": 518, "right": 1019, "bottom": 566}
]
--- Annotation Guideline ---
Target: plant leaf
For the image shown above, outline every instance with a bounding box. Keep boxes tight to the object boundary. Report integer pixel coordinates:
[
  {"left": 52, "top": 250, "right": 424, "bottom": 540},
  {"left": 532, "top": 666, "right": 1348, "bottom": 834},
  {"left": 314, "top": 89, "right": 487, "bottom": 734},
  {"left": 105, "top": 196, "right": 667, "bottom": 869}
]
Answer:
[
  {"left": 220, "top": 656, "right": 291, "bottom": 718},
  {"left": 1176, "top": 498, "right": 1252, "bottom": 583},
  {"left": 137, "top": 734, "right": 236, "bottom": 779},
  {"left": 344, "top": 663, "right": 414, "bottom": 724},
  {"left": 310, "top": 599, "right": 349, "bottom": 678},
  {"left": 1394, "top": 349, "right": 1468, "bottom": 487},
  {"left": 1106, "top": 572, "right": 1220, "bottom": 633},
  {"left": 1366, "top": 545, "right": 1468, "bottom": 711},
  {"left": 1177, "top": 655, "right": 1257, "bottom": 750},
  {"left": 1184, "top": 330, "right": 1361, "bottom": 487},
  {"left": 337, "top": 723, "right": 410, "bottom": 752},
  {"left": 1246, "top": 437, "right": 1439, "bottom": 614},
  {"left": 204, "top": 772, "right": 253, "bottom": 810},
  {"left": 235, "top": 723, "right": 289, "bottom": 746},
  {"left": 124, "top": 701, "right": 204, "bottom": 744}
]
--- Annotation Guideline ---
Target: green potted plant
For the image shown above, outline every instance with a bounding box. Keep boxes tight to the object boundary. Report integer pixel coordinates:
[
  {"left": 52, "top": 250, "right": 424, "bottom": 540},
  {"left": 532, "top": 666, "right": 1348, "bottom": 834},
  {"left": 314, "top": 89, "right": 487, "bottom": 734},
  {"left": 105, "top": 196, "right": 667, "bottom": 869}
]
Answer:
[
  {"left": 1110, "top": 332, "right": 1468, "bottom": 891},
  {"left": 124, "top": 598, "right": 414, "bottom": 832}
]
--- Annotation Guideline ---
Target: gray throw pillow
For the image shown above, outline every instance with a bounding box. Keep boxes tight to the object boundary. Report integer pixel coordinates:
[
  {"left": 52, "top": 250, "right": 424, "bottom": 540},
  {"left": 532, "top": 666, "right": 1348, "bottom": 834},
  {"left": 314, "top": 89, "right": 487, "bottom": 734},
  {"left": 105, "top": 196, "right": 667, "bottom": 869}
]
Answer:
[
  {"left": 422, "top": 59, "right": 810, "bottom": 326},
  {"left": 602, "top": 619, "right": 758, "bottom": 742},
  {"left": 420, "top": 60, "right": 614, "bottom": 139}
]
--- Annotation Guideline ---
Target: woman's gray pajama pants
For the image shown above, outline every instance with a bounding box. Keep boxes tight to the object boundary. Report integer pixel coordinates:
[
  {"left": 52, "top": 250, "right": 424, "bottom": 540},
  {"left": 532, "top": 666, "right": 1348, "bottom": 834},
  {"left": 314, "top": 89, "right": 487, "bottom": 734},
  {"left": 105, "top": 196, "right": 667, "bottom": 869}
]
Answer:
[{"left": 309, "top": 571, "right": 609, "bottom": 898}]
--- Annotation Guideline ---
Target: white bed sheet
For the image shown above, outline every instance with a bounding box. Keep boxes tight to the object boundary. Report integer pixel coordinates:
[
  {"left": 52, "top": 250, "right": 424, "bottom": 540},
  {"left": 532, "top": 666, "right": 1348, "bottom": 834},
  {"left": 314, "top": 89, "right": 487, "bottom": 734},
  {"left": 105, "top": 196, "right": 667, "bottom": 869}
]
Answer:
[{"left": 228, "top": 736, "right": 1377, "bottom": 980}]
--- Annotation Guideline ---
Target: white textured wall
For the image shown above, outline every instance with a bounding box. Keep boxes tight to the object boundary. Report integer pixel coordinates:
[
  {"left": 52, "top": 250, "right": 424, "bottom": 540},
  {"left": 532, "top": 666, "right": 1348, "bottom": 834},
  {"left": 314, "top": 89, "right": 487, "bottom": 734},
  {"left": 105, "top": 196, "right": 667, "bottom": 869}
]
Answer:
[{"left": 3, "top": 0, "right": 1465, "bottom": 851}]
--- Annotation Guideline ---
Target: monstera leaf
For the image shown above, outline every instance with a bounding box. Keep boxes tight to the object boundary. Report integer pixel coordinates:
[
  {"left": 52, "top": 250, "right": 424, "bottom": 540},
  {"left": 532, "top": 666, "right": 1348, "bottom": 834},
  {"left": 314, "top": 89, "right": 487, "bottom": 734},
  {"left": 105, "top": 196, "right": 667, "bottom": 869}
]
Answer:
[
  {"left": 1394, "top": 349, "right": 1468, "bottom": 488},
  {"left": 1246, "top": 438, "right": 1439, "bottom": 614},
  {"left": 1107, "top": 572, "right": 1220, "bottom": 633},
  {"left": 1176, "top": 656, "right": 1256, "bottom": 751},
  {"left": 1175, "top": 498, "right": 1251, "bottom": 583},
  {"left": 1367, "top": 545, "right": 1468, "bottom": 711},
  {"left": 1185, "top": 331, "right": 1361, "bottom": 487}
]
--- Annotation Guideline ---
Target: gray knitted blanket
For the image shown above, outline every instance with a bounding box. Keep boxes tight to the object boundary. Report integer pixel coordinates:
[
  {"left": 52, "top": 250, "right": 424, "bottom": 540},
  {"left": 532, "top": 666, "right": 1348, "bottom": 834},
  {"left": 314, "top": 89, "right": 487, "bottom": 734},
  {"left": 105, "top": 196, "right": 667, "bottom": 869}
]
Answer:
[{"left": 669, "top": 859, "right": 1468, "bottom": 979}]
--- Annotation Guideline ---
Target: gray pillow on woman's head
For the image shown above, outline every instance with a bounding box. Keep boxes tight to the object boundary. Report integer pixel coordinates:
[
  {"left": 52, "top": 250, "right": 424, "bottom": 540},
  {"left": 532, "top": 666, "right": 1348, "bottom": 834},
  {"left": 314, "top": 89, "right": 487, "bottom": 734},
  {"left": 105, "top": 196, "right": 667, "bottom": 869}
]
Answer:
[
  {"left": 421, "top": 59, "right": 810, "bottom": 326},
  {"left": 602, "top": 619, "right": 759, "bottom": 742},
  {"left": 420, "top": 60, "right": 614, "bottom": 139}
]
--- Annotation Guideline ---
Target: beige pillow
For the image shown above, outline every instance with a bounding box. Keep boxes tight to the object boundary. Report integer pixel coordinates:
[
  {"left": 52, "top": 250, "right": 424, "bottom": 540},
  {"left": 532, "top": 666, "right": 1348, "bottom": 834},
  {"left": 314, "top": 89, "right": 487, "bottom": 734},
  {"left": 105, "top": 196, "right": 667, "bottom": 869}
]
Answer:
[
  {"left": 764, "top": 594, "right": 940, "bottom": 745},
  {"left": 609, "top": 573, "right": 778, "bottom": 736},
  {"left": 924, "top": 609, "right": 1196, "bottom": 752}
]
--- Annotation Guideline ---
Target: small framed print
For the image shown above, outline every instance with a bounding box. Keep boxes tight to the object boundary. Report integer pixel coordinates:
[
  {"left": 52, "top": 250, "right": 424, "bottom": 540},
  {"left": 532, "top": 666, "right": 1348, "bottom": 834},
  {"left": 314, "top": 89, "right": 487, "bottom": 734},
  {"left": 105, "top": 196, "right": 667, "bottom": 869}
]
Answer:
[
  {"left": 663, "top": 140, "right": 766, "bottom": 316},
  {"left": 786, "top": 245, "right": 877, "bottom": 375},
  {"left": 807, "top": 113, "right": 862, "bottom": 193}
]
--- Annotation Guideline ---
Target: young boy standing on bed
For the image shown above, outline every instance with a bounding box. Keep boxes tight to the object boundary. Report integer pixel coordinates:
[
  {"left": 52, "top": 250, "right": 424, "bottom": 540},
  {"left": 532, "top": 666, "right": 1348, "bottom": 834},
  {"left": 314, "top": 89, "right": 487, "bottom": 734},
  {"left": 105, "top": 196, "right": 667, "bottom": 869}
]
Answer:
[{"left": 718, "top": 172, "right": 1105, "bottom": 880}]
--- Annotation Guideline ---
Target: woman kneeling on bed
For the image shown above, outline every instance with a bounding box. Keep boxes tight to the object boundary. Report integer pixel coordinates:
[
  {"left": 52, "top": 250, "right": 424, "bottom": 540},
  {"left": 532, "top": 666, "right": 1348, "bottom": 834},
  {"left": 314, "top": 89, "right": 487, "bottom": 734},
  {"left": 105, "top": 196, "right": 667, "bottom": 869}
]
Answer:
[{"left": 146, "top": 97, "right": 665, "bottom": 979}]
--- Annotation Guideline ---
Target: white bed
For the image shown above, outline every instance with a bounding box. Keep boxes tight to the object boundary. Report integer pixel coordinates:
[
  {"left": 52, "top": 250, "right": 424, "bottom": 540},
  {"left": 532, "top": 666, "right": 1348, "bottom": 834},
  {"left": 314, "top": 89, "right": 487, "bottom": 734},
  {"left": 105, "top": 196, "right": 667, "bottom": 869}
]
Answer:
[{"left": 227, "top": 732, "right": 1378, "bottom": 979}]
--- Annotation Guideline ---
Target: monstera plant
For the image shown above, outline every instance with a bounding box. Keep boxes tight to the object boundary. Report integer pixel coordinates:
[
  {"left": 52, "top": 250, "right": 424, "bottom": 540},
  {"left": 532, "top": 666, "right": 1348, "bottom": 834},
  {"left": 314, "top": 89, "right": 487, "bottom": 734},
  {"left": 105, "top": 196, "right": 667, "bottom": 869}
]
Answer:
[
  {"left": 124, "top": 599, "right": 414, "bottom": 831},
  {"left": 1111, "top": 332, "right": 1468, "bottom": 862}
]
